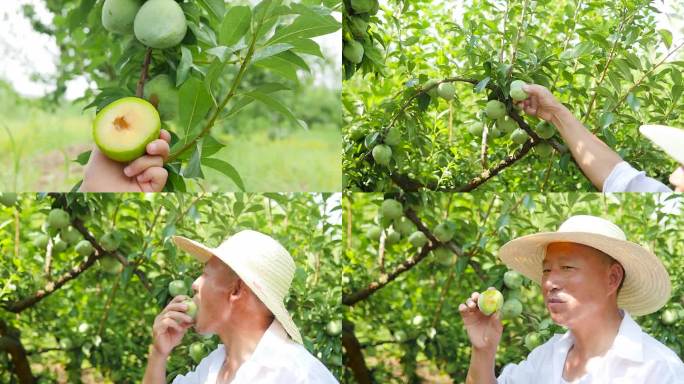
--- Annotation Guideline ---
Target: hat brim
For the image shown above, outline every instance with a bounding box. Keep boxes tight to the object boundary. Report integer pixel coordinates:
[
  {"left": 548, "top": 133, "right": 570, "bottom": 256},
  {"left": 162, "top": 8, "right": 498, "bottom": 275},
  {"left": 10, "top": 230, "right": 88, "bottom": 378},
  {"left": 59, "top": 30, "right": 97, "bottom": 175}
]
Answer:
[
  {"left": 499, "top": 232, "right": 671, "bottom": 316},
  {"left": 640, "top": 125, "right": 684, "bottom": 165},
  {"left": 172, "top": 236, "right": 303, "bottom": 344}
]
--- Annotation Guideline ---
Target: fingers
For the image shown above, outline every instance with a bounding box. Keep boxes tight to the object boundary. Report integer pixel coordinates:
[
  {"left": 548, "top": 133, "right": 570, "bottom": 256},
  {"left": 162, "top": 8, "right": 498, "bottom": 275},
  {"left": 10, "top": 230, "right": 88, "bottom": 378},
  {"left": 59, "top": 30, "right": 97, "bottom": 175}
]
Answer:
[
  {"left": 124, "top": 155, "right": 163, "bottom": 178},
  {"left": 159, "top": 129, "right": 171, "bottom": 143},
  {"left": 459, "top": 291, "right": 481, "bottom": 315},
  {"left": 136, "top": 167, "right": 169, "bottom": 192},
  {"left": 146, "top": 139, "right": 170, "bottom": 161}
]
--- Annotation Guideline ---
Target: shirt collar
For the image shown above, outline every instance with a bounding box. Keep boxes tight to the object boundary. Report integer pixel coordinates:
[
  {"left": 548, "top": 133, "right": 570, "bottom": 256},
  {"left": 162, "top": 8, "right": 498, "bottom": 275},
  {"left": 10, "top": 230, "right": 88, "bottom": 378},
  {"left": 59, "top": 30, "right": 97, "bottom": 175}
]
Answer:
[
  {"left": 244, "top": 319, "right": 290, "bottom": 368},
  {"left": 555, "top": 310, "right": 644, "bottom": 362}
]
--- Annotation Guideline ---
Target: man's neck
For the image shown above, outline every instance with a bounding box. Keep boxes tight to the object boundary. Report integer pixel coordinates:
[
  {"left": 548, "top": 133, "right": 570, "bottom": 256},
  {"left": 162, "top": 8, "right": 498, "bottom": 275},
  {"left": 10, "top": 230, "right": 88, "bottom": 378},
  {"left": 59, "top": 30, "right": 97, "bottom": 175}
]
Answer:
[
  {"left": 217, "top": 319, "right": 272, "bottom": 381},
  {"left": 570, "top": 308, "right": 623, "bottom": 359}
]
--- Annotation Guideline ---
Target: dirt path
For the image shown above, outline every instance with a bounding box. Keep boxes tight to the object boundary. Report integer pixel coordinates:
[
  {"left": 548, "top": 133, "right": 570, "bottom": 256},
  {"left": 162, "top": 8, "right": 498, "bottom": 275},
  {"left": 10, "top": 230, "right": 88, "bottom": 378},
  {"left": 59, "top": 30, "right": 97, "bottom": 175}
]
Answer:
[{"left": 33, "top": 144, "right": 91, "bottom": 191}]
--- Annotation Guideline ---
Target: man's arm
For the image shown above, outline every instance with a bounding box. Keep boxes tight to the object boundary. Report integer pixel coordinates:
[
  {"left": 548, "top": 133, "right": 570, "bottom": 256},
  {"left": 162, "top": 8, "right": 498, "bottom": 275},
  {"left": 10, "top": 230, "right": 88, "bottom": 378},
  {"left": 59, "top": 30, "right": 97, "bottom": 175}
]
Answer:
[
  {"left": 517, "top": 85, "right": 623, "bottom": 191},
  {"left": 459, "top": 291, "right": 502, "bottom": 384},
  {"left": 143, "top": 346, "right": 170, "bottom": 384},
  {"left": 466, "top": 348, "right": 497, "bottom": 384}
]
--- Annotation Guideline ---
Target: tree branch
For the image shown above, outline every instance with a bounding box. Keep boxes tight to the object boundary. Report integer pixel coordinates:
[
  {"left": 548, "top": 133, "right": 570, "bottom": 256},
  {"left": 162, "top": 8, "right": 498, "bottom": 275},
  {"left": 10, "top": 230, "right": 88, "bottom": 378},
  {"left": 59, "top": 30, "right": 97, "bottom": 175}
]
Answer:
[
  {"left": 342, "top": 320, "right": 373, "bottom": 384},
  {"left": 135, "top": 48, "right": 153, "bottom": 98}
]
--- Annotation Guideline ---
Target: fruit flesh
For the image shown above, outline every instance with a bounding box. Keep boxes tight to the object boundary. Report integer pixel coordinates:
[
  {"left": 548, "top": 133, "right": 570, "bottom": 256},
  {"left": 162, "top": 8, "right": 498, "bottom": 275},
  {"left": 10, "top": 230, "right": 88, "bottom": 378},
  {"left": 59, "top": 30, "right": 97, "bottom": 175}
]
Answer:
[
  {"left": 93, "top": 97, "right": 161, "bottom": 163},
  {"left": 134, "top": 0, "right": 187, "bottom": 49},
  {"left": 478, "top": 288, "right": 504, "bottom": 315}
]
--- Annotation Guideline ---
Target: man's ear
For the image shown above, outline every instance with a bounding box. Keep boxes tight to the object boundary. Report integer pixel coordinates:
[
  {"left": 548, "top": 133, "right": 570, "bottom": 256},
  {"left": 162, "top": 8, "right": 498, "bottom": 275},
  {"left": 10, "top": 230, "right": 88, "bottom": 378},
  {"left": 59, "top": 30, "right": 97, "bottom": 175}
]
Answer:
[
  {"left": 229, "top": 279, "right": 246, "bottom": 298},
  {"left": 607, "top": 263, "right": 624, "bottom": 295}
]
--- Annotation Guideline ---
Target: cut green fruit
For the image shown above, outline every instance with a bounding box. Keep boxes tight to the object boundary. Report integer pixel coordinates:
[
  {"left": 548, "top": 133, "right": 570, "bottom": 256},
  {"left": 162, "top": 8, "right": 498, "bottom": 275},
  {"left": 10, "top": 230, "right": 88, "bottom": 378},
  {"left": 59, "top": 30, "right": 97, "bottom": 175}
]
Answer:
[
  {"left": 102, "top": 0, "right": 142, "bottom": 35},
  {"left": 485, "top": 100, "right": 506, "bottom": 119},
  {"left": 93, "top": 97, "right": 161, "bottom": 163},
  {"left": 511, "top": 128, "right": 529, "bottom": 145},
  {"left": 478, "top": 287, "right": 503, "bottom": 315},
  {"left": 143, "top": 74, "right": 179, "bottom": 121},
  {"left": 343, "top": 40, "right": 364, "bottom": 64},
  {"left": 134, "top": 0, "right": 187, "bottom": 49},
  {"left": 372, "top": 144, "right": 392, "bottom": 166}
]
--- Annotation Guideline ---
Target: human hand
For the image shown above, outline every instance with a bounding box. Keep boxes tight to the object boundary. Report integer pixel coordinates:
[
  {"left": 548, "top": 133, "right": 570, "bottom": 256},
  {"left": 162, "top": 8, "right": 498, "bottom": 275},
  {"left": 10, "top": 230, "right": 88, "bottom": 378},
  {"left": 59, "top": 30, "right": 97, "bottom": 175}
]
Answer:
[
  {"left": 514, "top": 84, "right": 568, "bottom": 124},
  {"left": 150, "top": 295, "right": 195, "bottom": 357},
  {"left": 80, "top": 130, "right": 171, "bottom": 192},
  {"left": 459, "top": 290, "right": 503, "bottom": 353}
]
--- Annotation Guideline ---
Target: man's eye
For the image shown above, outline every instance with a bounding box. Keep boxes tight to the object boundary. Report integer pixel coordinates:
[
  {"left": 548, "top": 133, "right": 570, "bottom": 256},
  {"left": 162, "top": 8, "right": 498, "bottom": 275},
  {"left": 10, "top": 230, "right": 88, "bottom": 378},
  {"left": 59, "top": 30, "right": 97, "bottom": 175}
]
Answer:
[
  {"left": 562, "top": 266, "right": 573, "bottom": 270},
  {"left": 542, "top": 269, "right": 551, "bottom": 273}
]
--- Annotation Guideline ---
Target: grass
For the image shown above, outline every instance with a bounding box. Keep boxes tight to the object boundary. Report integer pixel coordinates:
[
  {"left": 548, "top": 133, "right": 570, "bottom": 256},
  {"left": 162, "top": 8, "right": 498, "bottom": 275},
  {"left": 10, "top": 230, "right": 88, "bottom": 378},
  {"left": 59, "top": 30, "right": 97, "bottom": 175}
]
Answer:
[{"left": 0, "top": 98, "right": 340, "bottom": 192}]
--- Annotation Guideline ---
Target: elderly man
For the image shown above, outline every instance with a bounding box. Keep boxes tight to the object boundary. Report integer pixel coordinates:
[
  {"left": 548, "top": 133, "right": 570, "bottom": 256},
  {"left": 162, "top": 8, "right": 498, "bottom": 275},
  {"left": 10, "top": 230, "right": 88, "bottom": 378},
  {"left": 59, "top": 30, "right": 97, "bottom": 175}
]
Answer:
[
  {"left": 142, "top": 230, "right": 338, "bottom": 383},
  {"left": 459, "top": 215, "right": 684, "bottom": 383},
  {"left": 515, "top": 84, "right": 684, "bottom": 193}
]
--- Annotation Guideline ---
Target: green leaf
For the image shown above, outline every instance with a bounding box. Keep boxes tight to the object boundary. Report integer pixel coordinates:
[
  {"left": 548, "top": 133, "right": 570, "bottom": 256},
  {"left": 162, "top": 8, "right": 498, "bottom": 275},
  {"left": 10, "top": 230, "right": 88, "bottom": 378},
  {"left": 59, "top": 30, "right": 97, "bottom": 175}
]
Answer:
[
  {"left": 178, "top": 77, "right": 213, "bottom": 137},
  {"left": 224, "top": 83, "right": 290, "bottom": 117},
  {"left": 244, "top": 91, "right": 303, "bottom": 128},
  {"left": 267, "top": 13, "right": 340, "bottom": 46},
  {"left": 474, "top": 77, "right": 490, "bottom": 94},
  {"left": 252, "top": 43, "right": 295, "bottom": 62},
  {"left": 658, "top": 29, "right": 672, "bottom": 49},
  {"left": 182, "top": 141, "right": 204, "bottom": 179},
  {"left": 74, "top": 151, "right": 91, "bottom": 166},
  {"left": 219, "top": 6, "right": 252, "bottom": 46},
  {"left": 164, "top": 164, "right": 186, "bottom": 192},
  {"left": 197, "top": 0, "right": 225, "bottom": 22},
  {"left": 83, "top": 88, "right": 132, "bottom": 113},
  {"left": 176, "top": 47, "right": 193, "bottom": 88},
  {"left": 289, "top": 38, "right": 324, "bottom": 58},
  {"left": 201, "top": 158, "right": 245, "bottom": 191}
]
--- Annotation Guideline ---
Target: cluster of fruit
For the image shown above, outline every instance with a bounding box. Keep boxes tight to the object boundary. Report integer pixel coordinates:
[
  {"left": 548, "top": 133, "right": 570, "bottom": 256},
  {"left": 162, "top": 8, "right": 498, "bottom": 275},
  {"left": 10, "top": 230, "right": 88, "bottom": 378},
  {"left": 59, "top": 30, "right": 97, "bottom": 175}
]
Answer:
[
  {"left": 102, "top": 0, "right": 187, "bottom": 49},
  {"left": 342, "top": 0, "right": 382, "bottom": 77},
  {"left": 476, "top": 271, "right": 524, "bottom": 320},
  {"left": 365, "top": 198, "right": 458, "bottom": 265}
]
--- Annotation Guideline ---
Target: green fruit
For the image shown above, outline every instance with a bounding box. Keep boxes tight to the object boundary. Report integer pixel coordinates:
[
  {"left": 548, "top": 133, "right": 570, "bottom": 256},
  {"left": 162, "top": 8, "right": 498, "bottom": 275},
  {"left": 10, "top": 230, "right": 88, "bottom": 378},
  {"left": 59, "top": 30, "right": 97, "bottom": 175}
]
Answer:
[
  {"left": 381, "top": 199, "right": 403, "bottom": 220},
  {"left": 372, "top": 144, "right": 392, "bottom": 166},
  {"left": 433, "top": 220, "right": 457, "bottom": 243},
  {"left": 506, "top": 289, "right": 522, "bottom": 301},
  {"left": 189, "top": 342, "right": 204, "bottom": 363},
  {"left": 423, "top": 79, "right": 439, "bottom": 98},
  {"left": 93, "top": 97, "right": 161, "bottom": 163},
  {"left": 497, "top": 117, "right": 517, "bottom": 133},
  {"left": 100, "top": 256, "right": 122, "bottom": 274},
  {"left": 143, "top": 74, "right": 179, "bottom": 121},
  {"left": 488, "top": 125, "right": 502, "bottom": 139},
  {"left": 348, "top": 125, "right": 366, "bottom": 141},
  {"left": 384, "top": 126, "right": 402, "bottom": 146},
  {"left": 661, "top": 309, "right": 678, "bottom": 325},
  {"left": 366, "top": 226, "right": 382, "bottom": 241},
  {"left": 33, "top": 234, "right": 49, "bottom": 249},
  {"left": 394, "top": 217, "right": 416, "bottom": 236},
  {"left": 60, "top": 226, "right": 82, "bottom": 245},
  {"left": 168, "top": 280, "right": 188, "bottom": 297},
  {"left": 535, "top": 121, "right": 555, "bottom": 139},
  {"left": 325, "top": 320, "right": 342, "bottom": 336},
  {"left": 100, "top": 231, "right": 122, "bottom": 252},
  {"left": 534, "top": 142, "right": 554, "bottom": 157},
  {"left": 53, "top": 238, "right": 68, "bottom": 253},
  {"left": 511, "top": 128, "right": 529, "bottom": 145},
  {"left": 437, "top": 83, "right": 455, "bottom": 100},
  {"left": 501, "top": 298, "right": 523, "bottom": 319},
  {"left": 468, "top": 122, "right": 484, "bottom": 137},
  {"left": 350, "top": 0, "right": 376, "bottom": 13},
  {"left": 524, "top": 332, "right": 542, "bottom": 350},
  {"left": 48, "top": 209, "right": 70, "bottom": 229},
  {"left": 75, "top": 240, "right": 94, "bottom": 256},
  {"left": 385, "top": 230, "right": 401, "bottom": 245},
  {"left": 134, "top": 0, "right": 187, "bottom": 49},
  {"left": 477, "top": 287, "right": 504, "bottom": 315},
  {"left": 60, "top": 338, "right": 73, "bottom": 350},
  {"left": 432, "top": 246, "right": 453, "bottom": 266},
  {"left": 0, "top": 193, "right": 17, "bottom": 207},
  {"left": 509, "top": 80, "right": 528, "bottom": 101},
  {"left": 101, "top": 0, "right": 142, "bottom": 35},
  {"left": 485, "top": 100, "right": 506, "bottom": 119},
  {"left": 348, "top": 16, "right": 368, "bottom": 38},
  {"left": 185, "top": 299, "right": 198, "bottom": 320},
  {"left": 408, "top": 231, "right": 428, "bottom": 248},
  {"left": 343, "top": 40, "right": 364, "bottom": 64},
  {"left": 503, "top": 271, "right": 523, "bottom": 289}
]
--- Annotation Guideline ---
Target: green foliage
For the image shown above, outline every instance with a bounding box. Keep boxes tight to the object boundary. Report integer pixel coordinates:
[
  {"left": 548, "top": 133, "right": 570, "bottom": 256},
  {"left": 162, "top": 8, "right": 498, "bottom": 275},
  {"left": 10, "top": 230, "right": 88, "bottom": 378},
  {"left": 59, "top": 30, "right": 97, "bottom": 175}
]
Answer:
[
  {"left": 342, "top": 0, "right": 683, "bottom": 192},
  {"left": 342, "top": 192, "right": 684, "bottom": 382},
  {"left": 0, "top": 193, "right": 342, "bottom": 382},
  {"left": 20, "top": 0, "right": 340, "bottom": 191}
]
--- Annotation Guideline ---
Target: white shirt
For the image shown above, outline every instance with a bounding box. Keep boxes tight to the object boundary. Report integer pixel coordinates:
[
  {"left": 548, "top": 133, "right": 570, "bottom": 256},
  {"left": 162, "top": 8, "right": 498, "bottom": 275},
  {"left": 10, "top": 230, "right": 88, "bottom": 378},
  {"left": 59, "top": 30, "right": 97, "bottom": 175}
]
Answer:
[
  {"left": 496, "top": 312, "right": 684, "bottom": 384},
  {"left": 603, "top": 161, "right": 672, "bottom": 192},
  {"left": 172, "top": 321, "right": 338, "bottom": 384}
]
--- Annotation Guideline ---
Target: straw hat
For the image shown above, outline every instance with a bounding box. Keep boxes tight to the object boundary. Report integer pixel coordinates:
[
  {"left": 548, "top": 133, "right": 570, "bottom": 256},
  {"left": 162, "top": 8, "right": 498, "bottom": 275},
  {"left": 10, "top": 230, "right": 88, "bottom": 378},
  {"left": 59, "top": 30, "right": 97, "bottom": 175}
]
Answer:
[
  {"left": 639, "top": 124, "right": 684, "bottom": 165},
  {"left": 172, "top": 230, "right": 303, "bottom": 343},
  {"left": 499, "top": 215, "right": 671, "bottom": 316}
]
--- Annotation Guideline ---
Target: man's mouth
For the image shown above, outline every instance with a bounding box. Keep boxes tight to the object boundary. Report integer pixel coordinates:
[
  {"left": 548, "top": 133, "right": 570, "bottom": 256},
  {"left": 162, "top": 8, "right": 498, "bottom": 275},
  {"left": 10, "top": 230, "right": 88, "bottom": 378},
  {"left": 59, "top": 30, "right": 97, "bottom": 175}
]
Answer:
[{"left": 547, "top": 297, "right": 565, "bottom": 304}]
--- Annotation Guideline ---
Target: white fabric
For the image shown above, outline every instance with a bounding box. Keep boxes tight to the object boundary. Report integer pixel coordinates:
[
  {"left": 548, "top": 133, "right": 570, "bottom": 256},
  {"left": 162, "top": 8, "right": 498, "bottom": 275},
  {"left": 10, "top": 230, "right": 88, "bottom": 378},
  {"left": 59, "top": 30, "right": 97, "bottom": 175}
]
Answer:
[
  {"left": 496, "top": 312, "right": 684, "bottom": 384},
  {"left": 171, "top": 321, "right": 338, "bottom": 384},
  {"left": 603, "top": 161, "right": 672, "bottom": 192}
]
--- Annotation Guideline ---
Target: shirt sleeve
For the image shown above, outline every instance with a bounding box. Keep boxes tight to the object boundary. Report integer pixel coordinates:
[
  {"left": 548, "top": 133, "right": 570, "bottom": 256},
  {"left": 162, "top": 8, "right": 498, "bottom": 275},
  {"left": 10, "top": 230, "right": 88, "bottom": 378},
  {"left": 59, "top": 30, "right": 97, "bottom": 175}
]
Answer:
[
  {"left": 496, "top": 342, "right": 548, "bottom": 384},
  {"left": 603, "top": 161, "right": 672, "bottom": 192}
]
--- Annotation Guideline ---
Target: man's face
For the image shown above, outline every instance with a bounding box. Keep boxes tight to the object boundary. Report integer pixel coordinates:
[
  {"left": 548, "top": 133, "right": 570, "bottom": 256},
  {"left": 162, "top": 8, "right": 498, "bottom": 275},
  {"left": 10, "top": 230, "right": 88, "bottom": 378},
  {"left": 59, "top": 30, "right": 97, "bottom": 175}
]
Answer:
[
  {"left": 191, "top": 257, "right": 239, "bottom": 334},
  {"left": 541, "top": 243, "right": 622, "bottom": 328},
  {"left": 670, "top": 166, "right": 684, "bottom": 192}
]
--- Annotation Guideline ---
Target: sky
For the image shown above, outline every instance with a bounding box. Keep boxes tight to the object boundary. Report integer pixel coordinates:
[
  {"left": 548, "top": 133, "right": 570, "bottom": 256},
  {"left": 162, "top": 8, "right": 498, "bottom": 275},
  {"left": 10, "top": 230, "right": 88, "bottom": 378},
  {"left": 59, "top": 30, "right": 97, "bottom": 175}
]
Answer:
[{"left": 0, "top": 0, "right": 342, "bottom": 99}]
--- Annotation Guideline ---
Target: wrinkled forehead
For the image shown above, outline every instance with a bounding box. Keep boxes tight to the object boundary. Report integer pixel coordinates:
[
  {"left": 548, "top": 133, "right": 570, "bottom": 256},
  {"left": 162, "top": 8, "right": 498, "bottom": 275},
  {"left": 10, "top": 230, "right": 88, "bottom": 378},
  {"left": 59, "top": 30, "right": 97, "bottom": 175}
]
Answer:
[{"left": 543, "top": 242, "right": 611, "bottom": 265}]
